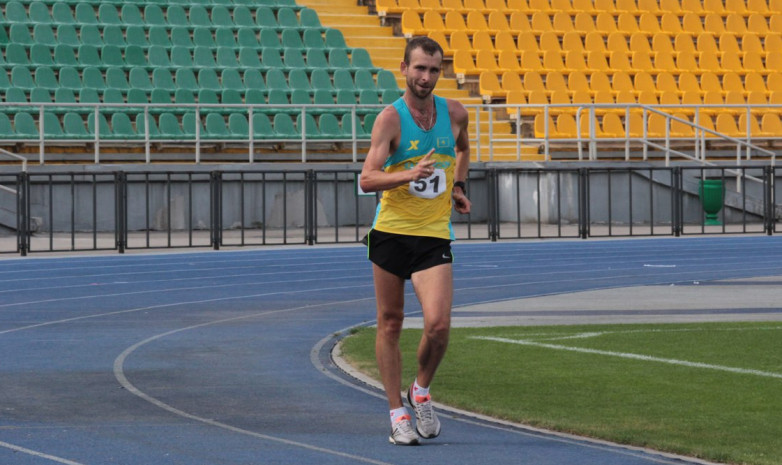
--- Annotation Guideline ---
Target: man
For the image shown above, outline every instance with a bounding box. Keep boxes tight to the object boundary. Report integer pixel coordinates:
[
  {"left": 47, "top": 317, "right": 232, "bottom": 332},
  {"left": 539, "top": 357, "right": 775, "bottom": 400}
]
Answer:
[{"left": 359, "top": 36, "right": 471, "bottom": 446}]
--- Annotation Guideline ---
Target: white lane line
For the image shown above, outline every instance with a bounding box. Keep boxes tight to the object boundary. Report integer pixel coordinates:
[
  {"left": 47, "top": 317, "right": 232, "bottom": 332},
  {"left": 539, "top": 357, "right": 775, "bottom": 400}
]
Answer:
[
  {"left": 113, "top": 298, "right": 396, "bottom": 465},
  {"left": 472, "top": 336, "right": 782, "bottom": 380},
  {"left": 0, "top": 440, "right": 85, "bottom": 465}
]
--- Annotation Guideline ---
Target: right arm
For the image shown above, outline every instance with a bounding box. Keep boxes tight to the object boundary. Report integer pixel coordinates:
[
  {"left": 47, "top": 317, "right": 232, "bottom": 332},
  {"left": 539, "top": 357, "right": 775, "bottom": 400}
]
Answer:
[{"left": 360, "top": 107, "right": 436, "bottom": 193}]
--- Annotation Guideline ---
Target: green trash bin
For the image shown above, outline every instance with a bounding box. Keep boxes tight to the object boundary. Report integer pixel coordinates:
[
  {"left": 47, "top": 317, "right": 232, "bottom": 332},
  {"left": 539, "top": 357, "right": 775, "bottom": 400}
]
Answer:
[{"left": 698, "top": 178, "right": 724, "bottom": 225}]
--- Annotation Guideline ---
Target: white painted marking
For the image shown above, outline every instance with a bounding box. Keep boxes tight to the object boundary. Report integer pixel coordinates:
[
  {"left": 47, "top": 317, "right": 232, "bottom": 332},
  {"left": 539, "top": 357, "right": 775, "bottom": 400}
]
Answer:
[
  {"left": 0, "top": 440, "right": 85, "bottom": 465},
  {"left": 473, "top": 336, "right": 782, "bottom": 380},
  {"left": 643, "top": 264, "right": 677, "bottom": 268}
]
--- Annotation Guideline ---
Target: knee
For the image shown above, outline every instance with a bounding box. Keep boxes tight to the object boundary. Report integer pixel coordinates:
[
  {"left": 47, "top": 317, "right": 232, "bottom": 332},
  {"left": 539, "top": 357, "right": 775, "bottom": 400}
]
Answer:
[
  {"left": 377, "top": 310, "right": 404, "bottom": 338},
  {"left": 425, "top": 318, "right": 450, "bottom": 345}
]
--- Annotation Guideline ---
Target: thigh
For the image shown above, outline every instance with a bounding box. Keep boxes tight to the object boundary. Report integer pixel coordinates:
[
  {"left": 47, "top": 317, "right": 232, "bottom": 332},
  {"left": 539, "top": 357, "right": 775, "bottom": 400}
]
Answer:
[
  {"left": 411, "top": 263, "right": 453, "bottom": 326},
  {"left": 373, "top": 263, "right": 406, "bottom": 319}
]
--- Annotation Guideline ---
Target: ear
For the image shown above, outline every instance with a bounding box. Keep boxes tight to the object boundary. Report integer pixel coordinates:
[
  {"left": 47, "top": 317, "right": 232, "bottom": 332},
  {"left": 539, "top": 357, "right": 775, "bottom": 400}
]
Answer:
[{"left": 400, "top": 60, "right": 408, "bottom": 76}]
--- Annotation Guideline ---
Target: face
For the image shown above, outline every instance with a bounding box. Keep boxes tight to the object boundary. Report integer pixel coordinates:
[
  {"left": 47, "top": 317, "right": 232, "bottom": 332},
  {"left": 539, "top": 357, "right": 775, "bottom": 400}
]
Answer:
[{"left": 401, "top": 47, "right": 442, "bottom": 100}]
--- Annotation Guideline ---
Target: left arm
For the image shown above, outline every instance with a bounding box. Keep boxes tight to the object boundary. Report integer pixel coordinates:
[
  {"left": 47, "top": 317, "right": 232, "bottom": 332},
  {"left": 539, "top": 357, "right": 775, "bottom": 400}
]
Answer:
[{"left": 449, "top": 99, "right": 471, "bottom": 215}]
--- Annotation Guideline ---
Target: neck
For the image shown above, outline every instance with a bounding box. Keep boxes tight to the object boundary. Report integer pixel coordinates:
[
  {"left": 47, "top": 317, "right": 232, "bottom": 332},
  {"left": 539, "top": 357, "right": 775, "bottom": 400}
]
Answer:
[{"left": 404, "top": 93, "right": 434, "bottom": 112}]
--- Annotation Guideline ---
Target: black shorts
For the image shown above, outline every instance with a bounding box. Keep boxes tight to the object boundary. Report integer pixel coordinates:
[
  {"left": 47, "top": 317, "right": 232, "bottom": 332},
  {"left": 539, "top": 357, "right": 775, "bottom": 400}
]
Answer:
[{"left": 364, "top": 229, "right": 453, "bottom": 280}]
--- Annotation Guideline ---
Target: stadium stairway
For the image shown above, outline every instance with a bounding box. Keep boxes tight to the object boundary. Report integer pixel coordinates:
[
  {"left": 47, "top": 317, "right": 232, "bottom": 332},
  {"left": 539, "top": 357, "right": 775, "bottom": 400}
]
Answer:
[{"left": 297, "top": 0, "right": 542, "bottom": 161}]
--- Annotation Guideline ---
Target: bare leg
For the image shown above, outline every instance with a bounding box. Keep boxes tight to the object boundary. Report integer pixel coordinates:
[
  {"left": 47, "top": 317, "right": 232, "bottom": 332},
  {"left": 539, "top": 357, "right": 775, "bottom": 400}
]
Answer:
[
  {"left": 411, "top": 263, "right": 453, "bottom": 389},
  {"left": 373, "top": 264, "right": 407, "bottom": 409}
]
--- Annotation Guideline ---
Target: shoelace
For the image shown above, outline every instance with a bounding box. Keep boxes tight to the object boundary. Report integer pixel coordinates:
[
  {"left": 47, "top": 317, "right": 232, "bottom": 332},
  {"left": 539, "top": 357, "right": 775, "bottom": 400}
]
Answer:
[{"left": 413, "top": 396, "right": 434, "bottom": 422}]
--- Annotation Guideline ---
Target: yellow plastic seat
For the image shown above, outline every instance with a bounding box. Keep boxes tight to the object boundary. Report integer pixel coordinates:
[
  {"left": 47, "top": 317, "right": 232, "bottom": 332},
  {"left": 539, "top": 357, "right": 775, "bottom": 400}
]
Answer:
[
  {"left": 574, "top": 12, "right": 597, "bottom": 33},
  {"left": 617, "top": 13, "right": 640, "bottom": 34},
  {"left": 629, "top": 32, "right": 652, "bottom": 52},
  {"left": 573, "top": 0, "right": 598, "bottom": 12},
  {"left": 746, "top": 90, "right": 768, "bottom": 105},
  {"left": 488, "top": 11, "right": 511, "bottom": 33},
  {"left": 720, "top": 51, "right": 744, "bottom": 74},
  {"left": 529, "top": 0, "right": 557, "bottom": 13},
  {"left": 674, "top": 33, "right": 697, "bottom": 54},
  {"left": 725, "top": 14, "right": 748, "bottom": 35},
  {"left": 746, "top": 73, "right": 770, "bottom": 96},
  {"left": 528, "top": 89, "right": 550, "bottom": 107},
  {"left": 508, "top": 0, "right": 532, "bottom": 9},
  {"left": 677, "top": 51, "right": 700, "bottom": 73},
  {"left": 698, "top": 50, "right": 723, "bottom": 73},
  {"left": 764, "top": 34, "right": 782, "bottom": 54},
  {"left": 539, "top": 31, "right": 562, "bottom": 55},
  {"left": 680, "top": 0, "right": 704, "bottom": 15},
  {"left": 703, "top": 14, "right": 727, "bottom": 36},
  {"left": 722, "top": 72, "right": 746, "bottom": 94},
  {"left": 530, "top": 12, "right": 555, "bottom": 33},
  {"left": 601, "top": 112, "right": 626, "bottom": 137},
  {"left": 670, "top": 112, "right": 694, "bottom": 137},
  {"left": 766, "top": 51, "right": 782, "bottom": 73},
  {"left": 742, "top": 52, "right": 766, "bottom": 74},
  {"left": 651, "top": 33, "right": 674, "bottom": 55},
  {"left": 450, "top": 31, "right": 473, "bottom": 54},
  {"left": 607, "top": 32, "right": 631, "bottom": 56},
  {"left": 593, "top": 0, "right": 616, "bottom": 12},
  {"left": 638, "top": 0, "right": 662, "bottom": 16},
  {"left": 486, "top": 0, "right": 513, "bottom": 13},
  {"left": 638, "top": 13, "right": 662, "bottom": 35},
  {"left": 646, "top": 113, "right": 668, "bottom": 137},
  {"left": 445, "top": 10, "right": 475, "bottom": 35},
  {"left": 467, "top": 10, "right": 493, "bottom": 34},
  {"left": 553, "top": 12, "right": 576, "bottom": 32},
  {"left": 725, "top": 90, "right": 746, "bottom": 105},
  {"left": 568, "top": 70, "right": 591, "bottom": 93},
  {"left": 543, "top": 50, "right": 567, "bottom": 72},
  {"left": 626, "top": 112, "right": 646, "bottom": 138},
  {"left": 718, "top": 33, "right": 741, "bottom": 57},
  {"left": 656, "top": 71, "right": 680, "bottom": 95},
  {"left": 660, "top": 0, "right": 684, "bottom": 15},
  {"left": 420, "top": 0, "right": 448, "bottom": 13},
  {"left": 703, "top": 0, "right": 728, "bottom": 16},
  {"left": 684, "top": 13, "right": 708, "bottom": 35},
  {"left": 509, "top": 12, "right": 532, "bottom": 32},
  {"left": 495, "top": 31, "right": 518, "bottom": 54},
  {"left": 442, "top": 0, "right": 470, "bottom": 13},
  {"left": 452, "top": 49, "right": 477, "bottom": 80},
  {"left": 501, "top": 71, "right": 525, "bottom": 92},
  {"left": 546, "top": 71, "right": 569, "bottom": 93},
  {"left": 633, "top": 71, "right": 656, "bottom": 93},
  {"left": 760, "top": 113, "right": 782, "bottom": 136},
  {"left": 637, "top": 89, "right": 659, "bottom": 104},
  {"left": 585, "top": 32, "right": 607, "bottom": 55},
  {"left": 516, "top": 31, "right": 540, "bottom": 54},
  {"left": 565, "top": 49, "right": 589, "bottom": 71},
  {"left": 423, "top": 10, "right": 447, "bottom": 33},
  {"left": 609, "top": 50, "right": 633, "bottom": 72},
  {"left": 479, "top": 71, "right": 505, "bottom": 101},
  {"left": 612, "top": 71, "right": 635, "bottom": 94},
  {"left": 524, "top": 71, "right": 547, "bottom": 95},
  {"left": 429, "top": 31, "right": 453, "bottom": 56},
  {"left": 700, "top": 72, "right": 723, "bottom": 93},
  {"left": 587, "top": 50, "right": 611, "bottom": 72},
  {"left": 678, "top": 72, "right": 701, "bottom": 93},
  {"left": 769, "top": 74, "right": 782, "bottom": 93},
  {"left": 563, "top": 32, "right": 586, "bottom": 55},
  {"left": 696, "top": 33, "right": 720, "bottom": 58},
  {"left": 555, "top": 113, "right": 579, "bottom": 139},
  {"left": 716, "top": 113, "right": 742, "bottom": 137},
  {"left": 595, "top": 12, "right": 619, "bottom": 33},
  {"left": 401, "top": 10, "right": 427, "bottom": 37},
  {"left": 660, "top": 13, "right": 684, "bottom": 35},
  {"left": 747, "top": 0, "right": 771, "bottom": 16},
  {"left": 520, "top": 50, "right": 545, "bottom": 72},
  {"left": 552, "top": 0, "right": 576, "bottom": 12},
  {"left": 498, "top": 50, "right": 522, "bottom": 72},
  {"left": 654, "top": 50, "right": 679, "bottom": 73},
  {"left": 726, "top": 0, "right": 750, "bottom": 16},
  {"left": 534, "top": 113, "right": 557, "bottom": 138},
  {"left": 747, "top": 14, "right": 770, "bottom": 36},
  {"left": 741, "top": 33, "right": 764, "bottom": 55},
  {"left": 472, "top": 30, "right": 496, "bottom": 55},
  {"left": 590, "top": 70, "right": 613, "bottom": 93},
  {"left": 614, "top": 0, "right": 639, "bottom": 15},
  {"left": 573, "top": 89, "right": 595, "bottom": 105},
  {"left": 631, "top": 51, "right": 655, "bottom": 72}
]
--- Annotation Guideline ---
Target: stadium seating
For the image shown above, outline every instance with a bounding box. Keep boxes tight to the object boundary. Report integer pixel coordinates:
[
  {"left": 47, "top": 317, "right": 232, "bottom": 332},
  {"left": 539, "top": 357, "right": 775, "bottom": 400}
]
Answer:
[{"left": 0, "top": 0, "right": 401, "bottom": 145}]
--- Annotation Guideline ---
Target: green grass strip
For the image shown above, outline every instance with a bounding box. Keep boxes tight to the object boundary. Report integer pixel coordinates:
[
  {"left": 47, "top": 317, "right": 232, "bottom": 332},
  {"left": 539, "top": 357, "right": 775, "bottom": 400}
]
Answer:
[{"left": 340, "top": 322, "right": 782, "bottom": 465}]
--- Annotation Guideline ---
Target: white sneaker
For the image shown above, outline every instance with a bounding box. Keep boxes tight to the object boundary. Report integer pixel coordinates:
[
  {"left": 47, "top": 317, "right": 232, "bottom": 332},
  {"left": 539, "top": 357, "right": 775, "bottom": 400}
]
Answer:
[
  {"left": 407, "top": 386, "right": 441, "bottom": 439},
  {"left": 389, "top": 414, "right": 419, "bottom": 445}
]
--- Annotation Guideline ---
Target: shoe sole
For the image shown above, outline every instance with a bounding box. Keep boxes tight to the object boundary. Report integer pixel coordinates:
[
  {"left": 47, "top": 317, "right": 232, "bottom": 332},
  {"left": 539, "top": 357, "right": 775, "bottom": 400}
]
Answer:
[
  {"left": 388, "top": 436, "right": 419, "bottom": 446},
  {"left": 407, "top": 387, "right": 441, "bottom": 439}
]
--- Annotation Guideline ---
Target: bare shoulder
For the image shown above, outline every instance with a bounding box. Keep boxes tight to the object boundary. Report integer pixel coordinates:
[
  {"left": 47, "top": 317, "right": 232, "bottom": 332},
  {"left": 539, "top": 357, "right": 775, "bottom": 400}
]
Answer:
[
  {"left": 445, "top": 98, "right": 469, "bottom": 126},
  {"left": 372, "top": 104, "right": 401, "bottom": 135}
]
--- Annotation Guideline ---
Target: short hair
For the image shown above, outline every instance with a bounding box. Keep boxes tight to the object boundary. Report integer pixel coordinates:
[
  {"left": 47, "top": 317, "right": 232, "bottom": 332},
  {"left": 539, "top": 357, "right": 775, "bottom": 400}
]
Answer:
[{"left": 403, "top": 36, "right": 444, "bottom": 64}]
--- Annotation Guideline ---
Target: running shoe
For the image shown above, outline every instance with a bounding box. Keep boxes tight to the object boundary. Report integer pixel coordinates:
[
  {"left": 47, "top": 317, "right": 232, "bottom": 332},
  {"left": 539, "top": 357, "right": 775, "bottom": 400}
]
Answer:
[
  {"left": 389, "top": 414, "right": 419, "bottom": 445},
  {"left": 407, "top": 386, "right": 441, "bottom": 439}
]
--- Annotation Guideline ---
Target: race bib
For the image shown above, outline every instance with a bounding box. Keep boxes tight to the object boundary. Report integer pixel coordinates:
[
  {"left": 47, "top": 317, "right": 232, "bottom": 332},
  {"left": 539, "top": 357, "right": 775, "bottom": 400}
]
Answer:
[{"left": 409, "top": 169, "right": 446, "bottom": 199}]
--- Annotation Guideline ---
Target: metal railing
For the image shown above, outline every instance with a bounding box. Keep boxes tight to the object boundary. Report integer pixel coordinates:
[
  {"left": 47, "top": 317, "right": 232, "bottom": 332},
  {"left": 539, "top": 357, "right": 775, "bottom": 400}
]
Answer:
[
  {"left": 2, "top": 102, "right": 781, "bottom": 165},
  {"left": 1, "top": 165, "right": 779, "bottom": 256}
]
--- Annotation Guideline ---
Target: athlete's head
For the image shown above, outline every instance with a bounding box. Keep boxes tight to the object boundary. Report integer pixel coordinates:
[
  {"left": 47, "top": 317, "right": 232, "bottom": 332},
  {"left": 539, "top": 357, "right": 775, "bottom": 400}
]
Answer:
[{"left": 401, "top": 37, "right": 444, "bottom": 100}]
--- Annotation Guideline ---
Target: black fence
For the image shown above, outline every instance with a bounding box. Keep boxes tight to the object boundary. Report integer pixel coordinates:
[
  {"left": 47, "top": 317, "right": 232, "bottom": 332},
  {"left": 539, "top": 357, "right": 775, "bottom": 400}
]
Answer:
[{"left": 1, "top": 165, "right": 779, "bottom": 256}]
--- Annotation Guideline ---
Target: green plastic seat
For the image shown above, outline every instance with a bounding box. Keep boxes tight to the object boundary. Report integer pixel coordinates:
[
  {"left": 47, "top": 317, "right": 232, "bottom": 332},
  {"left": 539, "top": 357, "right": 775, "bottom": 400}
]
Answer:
[
  {"left": 6, "top": 43, "right": 30, "bottom": 66},
  {"left": 102, "top": 88, "right": 124, "bottom": 106},
  {"left": 78, "top": 44, "right": 103, "bottom": 68},
  {"left": 259, "top": 29, "right": 281, "bottom": 49},
  {"left": 111, "top": 113, "right": 136, "bottom": 138},
  {"left": 288, "top": 69, "right": 312, "bottom": 93},
  {"left": 152, "top": 69, "right": 177, "bottom": 91},
  {"left": 193, "top": 28, "right": 215, "bottom": 48},
  {"left": 204, "top": 113, "right": 229, "bottom": 139},
  {"left": 175, "top": 68, "right": 199, "bottom": 91},
  {"left": 135, "top": 113, "right": 160, "bottom": 139},
  {"left": 52, "top": 3, "right": 76, "bottom": 26},
  {"left": 35, "top": 67, "right": 59, "bottom": 91},
  {"left": 0, "top": 27, "right": 8, "bottom": 47},
  {"left": 124, "top": 45, "right": 147, "bottom": 68},
  {"left": 148, "top": 45, "right": 172, "bottom": 68},
  {"left": 75, "top": 3, "right": 98, "bottom": 25},
  {"left": 167, "top": 6, "right": 189, "bottom": 28},
  {"left": 5, "top": 2, "right": 29, "bottom": 24},
  {"left": 238, "top": 47, "right": 263, "bottom": 70},
  {"left": 215, "top": 28, "right": 237, "bottom": 49},
  {"left": 277, "top": 8, "right": 300, "bottom": 30},
  {"left": 174, "top": 89, "right": 196, "bottom": 106},
  {"left": 245, "top": 89, "right": 266, "bottom": 105},
  {"left": 335, "top": 88, "right": 357, "bottom": 108},
  {"left": 63, "top": 112, "right": 90, "bottom": 139},
  {"left": 105, "top": 68, "right": 129, "bottom": 91},
  {"left": 129, "top": 68, "right": 153, "bottom": 92},
  {"left": 329, "top": 49, "right": 353, "bottom": 71},
  {"left": 11, "top": 66, "right": 35, "bottom": 90},
  {"left": 264, "top": 69, "right": 289, "bottom": 93},
  {"left": 237, "top": 27, "right": 261, "bottom": 49},
  {"left": 284, "top": 49, "right": 308, "bottom": 70},
  {"left": 56, "top": 25, "right": 80, "bottom": 47},
  {"left": 350, "top": 48, "right": 378, "bottom": 71},
  {"left": 197, "top": 69, "right": 221, "bottom": 91},
  {"left": 143, "top": 5, "right": 167, "bottom": 27},
  {"left": 170, "top": 46, "right": 193, "bottom": 68},
  {"left": 5, "top": 87, "right": 28, "bottom": 104},
  {"left": 87, "top": 112, "right": 111, "bottom": 138},
  {"left": 255, "top": 7, "right": 278, "bottom": 29},
  {"left": 30, "top": 2, "right": 53, "bottom": 25},
  {"left": 101, "top": 45, "right": 125, "bottom": 68},
  {"left": 376, "top": 70, "right": 400, "bottom": 92},
  {"left": 305, "top": 49, "right": 329, "bottom": 71},
  {"left": 181, "top": 112, "right": 204, "bottom": 137},
  {"left": 31, "top": 44, "right": 54, "bottom": 67},
  {"left": 233, "top": 6, "right": 255, "bottom": 28},
  {"left": 54, "top": 88, "right": 78, "bottom": 107},
  {"left": 103, "top": 25, "right": 126, "bottom": 47},
  {"left": 333, "top": 70, "right": 355, "bottom": 93},
  {"left": 290, "top": 89, "right": 311, "bottom": 109},
  {"left": 243, "top": 69, "right": 266, "bottom": 92},
  {"left": 313, "top": 89, "right": 336, "bottom": 111},
  {"left": 381, "top": 88, "right": 402, "bottom": 104},
  {"left": 127, "top": 88, "right": 148, "bottom": 106},
  {"left": 354, "top": 70, "right": 377, "bottom": 92},
  {"left": 310, "top": 69, "right": 334, "bottom": 92},
  {"left": 221, "top": 89, "right": 243, "bottom": 106},
  {"left": 193, "top": 46, "right": 217, "bottom": 69},
  {"left": 150, "top": 88, "right": 172, "bottom": 106},
  {"left": 300, "top": 8, "right": 323, "bottom": 29},
  {"left": 80, "top": 25, "right": 104, "bottom": 48},
  {"left": 58, "top": 66, "right": 81, "bottom": 90},
  {"left": 358, "top": 89, "right": 380, "bottom": 109},
  {"left": 252, "top": 113, "right": 275, "bottom": 138},
  {"left": 296, "top": 113, "right": 320, "bottom": 138},
  {"left": 171, "top": 27, "right": 193, "bottom": 49},
  {"left": 42, "top": 112, "right": 64, "bottom": 138},
  {"left": 341, "top": 113, "right": 367, "bottom": 138},
  {"left": 303, "top": 29, "right": 325, "bottom": 51},
  {"left": 228, "top": 113, "right": 249, "bottom": 137},
  {"left": 78, "top": 88, "right": 101, "bottom": 105},
  {"left": 281, "top": 29, "right": 305, "bottom": 49},
  {"left": 363, "top": 113, "right": 378, "bottom": 134},
  {"left": 0, "top": 113, "right": 14, "bottom": 138},
  {"left": 157, "top": 113, "right": 184, "bottom": 138},
  {"left": 325, "top": 29, "right": 350, "bottom": 51},
  {"left": 14, "top": 113, "right": 39, "bottom": 139},
  {"left": 318, "top": 113, "right": 341, "bottom": 138},
  {"left": 121, "top": 4, "right": 144, "bottom": 26},
  {"left": 148, "top": 26, "right": 171, "bottom": 48},
  {"left": 261, "top": 48, "right": 285, "bottom": 70},
  {"left": 221, "top": 69, "right": 245, "bottom": 92},
  {"left": 197, "top": 88, "right": 219, "bottom": 105},
  {"left": 216, "top": 47, "right": 238, "bottom": 69},
  {"left": 211, "top": 6, "right": 234, "bottom": 27},
  {"left": 189, "top": 6, "right": 212, "bottom": 28},
  {"left": 125, "top": 26, "right": 149, "bottom": 48},
  {"left": 33, "top": 24, "right": 57, "bottom": 46},
  {"left": 273, "top": 113, "right": 297, "bottom": 138},
  {"left": 98, "top": 4, "right": 121, "bottom": 25}
]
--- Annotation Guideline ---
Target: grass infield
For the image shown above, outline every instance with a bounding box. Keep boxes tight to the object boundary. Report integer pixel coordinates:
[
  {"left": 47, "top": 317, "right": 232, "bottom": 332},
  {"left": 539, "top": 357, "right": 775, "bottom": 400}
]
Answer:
[{"left": 339, "top": 322, "right": 782, "bottom": 465}]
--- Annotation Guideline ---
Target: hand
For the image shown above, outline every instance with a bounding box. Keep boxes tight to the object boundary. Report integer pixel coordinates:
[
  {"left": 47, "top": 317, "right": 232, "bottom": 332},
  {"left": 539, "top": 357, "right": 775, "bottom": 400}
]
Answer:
[
  {"left": 453, "top": 189, "right": 471, "bottom": 214},
  {"left": 412, "top": 149, "right": 436, "bottom": 181}
]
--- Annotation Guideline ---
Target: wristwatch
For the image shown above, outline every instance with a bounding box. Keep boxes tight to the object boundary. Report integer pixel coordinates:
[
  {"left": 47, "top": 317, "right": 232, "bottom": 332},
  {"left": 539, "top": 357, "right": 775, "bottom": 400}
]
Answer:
[{"left": 453, "top": 181, "right": 466, "bottom": 195}]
